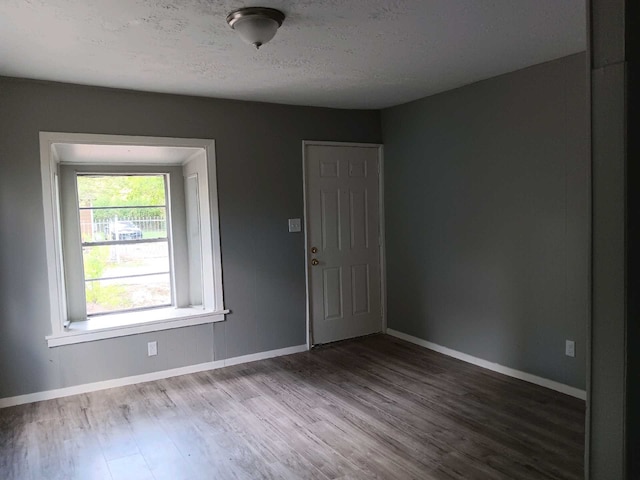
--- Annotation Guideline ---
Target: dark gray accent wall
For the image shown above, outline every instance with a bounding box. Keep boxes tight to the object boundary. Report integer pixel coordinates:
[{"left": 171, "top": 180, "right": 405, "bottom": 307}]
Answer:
[
  {"left": 627, "top": 1, "right": 639, "bottom": 476},
  {"left": 0, "top": 78, "right": 381, "bottom": 399},
  {"left": 589, "top": 0, "right": 629, "bottom": 478},
  {"left": 382, "top": 53, "right": 588, "bottom": 389}
]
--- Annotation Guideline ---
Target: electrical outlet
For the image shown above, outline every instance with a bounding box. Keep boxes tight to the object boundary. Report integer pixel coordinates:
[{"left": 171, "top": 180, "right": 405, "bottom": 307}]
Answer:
[
  {"left": 565, "top": 340, "right": 575, "bottom": 358},
  {"left": 147, "top": 341, "right": 158, "bottom": 357}
]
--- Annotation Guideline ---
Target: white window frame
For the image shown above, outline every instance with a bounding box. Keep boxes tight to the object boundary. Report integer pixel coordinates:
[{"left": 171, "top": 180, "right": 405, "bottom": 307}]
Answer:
[
  {"left": 65, "top": 169, "right": 175, "bottom": 318},
  {"left": 40, "top": 133, "right": 227, "bottom": 347}
]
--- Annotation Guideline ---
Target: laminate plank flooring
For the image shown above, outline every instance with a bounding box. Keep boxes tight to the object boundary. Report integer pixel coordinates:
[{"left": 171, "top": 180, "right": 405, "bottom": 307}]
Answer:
[{"left": 0, "top": 334, "right": 585, "bottom": 479}]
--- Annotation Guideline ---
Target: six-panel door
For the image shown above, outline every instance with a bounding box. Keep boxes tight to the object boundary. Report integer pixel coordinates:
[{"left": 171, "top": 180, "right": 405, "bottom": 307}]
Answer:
[{"left": 306, "top": 144, "right": 381, "bottom": 345}]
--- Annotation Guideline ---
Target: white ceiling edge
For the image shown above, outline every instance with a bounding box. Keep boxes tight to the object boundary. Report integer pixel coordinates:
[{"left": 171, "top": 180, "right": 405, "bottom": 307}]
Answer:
[
  {"left": 4, "top": 49, "right": 587, "bottom": 112},
  {"left": 0, "top": 1, "right": 587, "bottom": 110}
]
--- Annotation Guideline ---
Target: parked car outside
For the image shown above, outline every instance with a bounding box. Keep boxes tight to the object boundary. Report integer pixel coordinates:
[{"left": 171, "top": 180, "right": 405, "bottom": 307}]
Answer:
[{"left": 107, "top": 220, "right": 143, "bottom": 240}]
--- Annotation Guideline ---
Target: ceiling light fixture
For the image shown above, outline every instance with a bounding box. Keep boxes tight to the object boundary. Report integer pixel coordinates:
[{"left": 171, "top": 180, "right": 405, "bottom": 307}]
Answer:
[{"left": 226, "top": 7, "right": 285, "bottom": 50}]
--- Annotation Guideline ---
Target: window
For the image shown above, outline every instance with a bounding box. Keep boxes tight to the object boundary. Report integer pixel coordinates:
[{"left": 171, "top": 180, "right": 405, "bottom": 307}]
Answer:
[
  {"left": 77, "top": 174, "right": 172, "bottom": 315},
  {"left": 40, "top": 133, "right": 227, "bottom": 347}
]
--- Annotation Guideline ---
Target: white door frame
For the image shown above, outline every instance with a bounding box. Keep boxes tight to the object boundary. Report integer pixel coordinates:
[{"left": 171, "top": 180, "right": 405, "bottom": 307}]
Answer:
[{"left": 302, "top": 140, "right": 386, "bottom": 349}]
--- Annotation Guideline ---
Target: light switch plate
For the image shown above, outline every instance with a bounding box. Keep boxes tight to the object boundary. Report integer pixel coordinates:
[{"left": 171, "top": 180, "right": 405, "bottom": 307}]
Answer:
[
  {"left": 148, "top": 341, "right": 158, "bottom": 357},
  {"left": 565, "top": 340, "right": 575, "bottom": 358},
  {"left": 288, "top": 218, "right": 301, "bottom": 232}
]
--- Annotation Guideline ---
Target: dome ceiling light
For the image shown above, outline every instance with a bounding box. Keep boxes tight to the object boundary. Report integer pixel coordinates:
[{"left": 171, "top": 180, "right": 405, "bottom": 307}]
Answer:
[{"left": 226, "top": 7, "right": 286, "bottom": 50}]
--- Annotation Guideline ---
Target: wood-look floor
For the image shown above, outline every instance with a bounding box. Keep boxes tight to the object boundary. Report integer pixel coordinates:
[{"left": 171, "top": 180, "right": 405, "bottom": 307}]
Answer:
[{"left": 0, "top": 334, "right": 585, "bottom": 480}]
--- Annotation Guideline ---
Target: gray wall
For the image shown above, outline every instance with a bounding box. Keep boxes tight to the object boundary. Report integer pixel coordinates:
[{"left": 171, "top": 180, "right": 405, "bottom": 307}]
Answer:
[
  {"left": 0, "top": 78, "right": 381, "bottom": 399},
  {"left": 382, "top": 53, "right": 588, "bottom": 389}
]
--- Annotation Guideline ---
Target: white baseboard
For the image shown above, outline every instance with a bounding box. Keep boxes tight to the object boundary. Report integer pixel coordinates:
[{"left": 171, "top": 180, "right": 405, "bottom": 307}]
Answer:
[
  {"left": 223, "top": 344, "right": 308, "bottom": 367},
  {"left": 0, "top": 344, "right": 308, "bottom": 409},
  {"left": 386, "top": 329, "right": 586, "bottom": 400}
]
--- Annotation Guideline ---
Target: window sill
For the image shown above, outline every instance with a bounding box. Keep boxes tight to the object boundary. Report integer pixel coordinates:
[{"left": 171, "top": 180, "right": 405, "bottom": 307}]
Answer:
[{"left": 45, "top": 307, "right": 228, "bottom": 347}]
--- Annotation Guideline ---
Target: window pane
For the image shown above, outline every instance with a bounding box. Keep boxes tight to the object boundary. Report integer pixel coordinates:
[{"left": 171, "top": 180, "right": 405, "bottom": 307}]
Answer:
[
  {"left": 77, "top": 175, "right": 166, "bottom": 207},
  {"left": 77, "top": 174, "right": 167, "bottom": 243},
  {"left": 77, "top": 173, "right": 173, "bottom": 317},
  {"left": 85, "top": 273, "right": 171, "bottom": 315},
  {"left": 82, "top": 243, "right": 170, "bottom": 281}
]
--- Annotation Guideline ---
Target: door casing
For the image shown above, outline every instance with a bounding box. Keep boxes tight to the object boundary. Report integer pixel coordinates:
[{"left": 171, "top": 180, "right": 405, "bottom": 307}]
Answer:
[{"left": 302, "top": 140, "right": 386, "bottom": 348}]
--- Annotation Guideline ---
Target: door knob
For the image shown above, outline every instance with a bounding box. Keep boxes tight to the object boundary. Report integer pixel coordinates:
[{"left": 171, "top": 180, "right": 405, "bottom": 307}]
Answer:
[{"left": 311, "top": 258, "right": 319, "bottom": 266}]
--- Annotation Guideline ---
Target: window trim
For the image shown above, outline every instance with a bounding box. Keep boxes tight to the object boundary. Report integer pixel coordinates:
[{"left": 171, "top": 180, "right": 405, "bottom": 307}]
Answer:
[
  {"left": 40, "top": 132, "right": 227, "bottom": 347},
  {"left": 46, "top": 307, "right": 224, "bottom": 347},
  {"left": 62, "top": 166, "right": 182, "bottom": 321}
]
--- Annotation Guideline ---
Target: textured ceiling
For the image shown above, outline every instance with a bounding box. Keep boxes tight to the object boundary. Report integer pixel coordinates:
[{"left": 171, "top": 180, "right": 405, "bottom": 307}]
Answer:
[{"left": 0, "top": 0, "right": 586, "bottom": 109}]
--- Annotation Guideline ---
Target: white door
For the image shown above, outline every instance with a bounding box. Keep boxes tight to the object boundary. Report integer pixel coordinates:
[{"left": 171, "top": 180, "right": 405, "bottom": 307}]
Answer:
[{"left": 305, "top": 143, "right": 382, "bottom": 345}]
